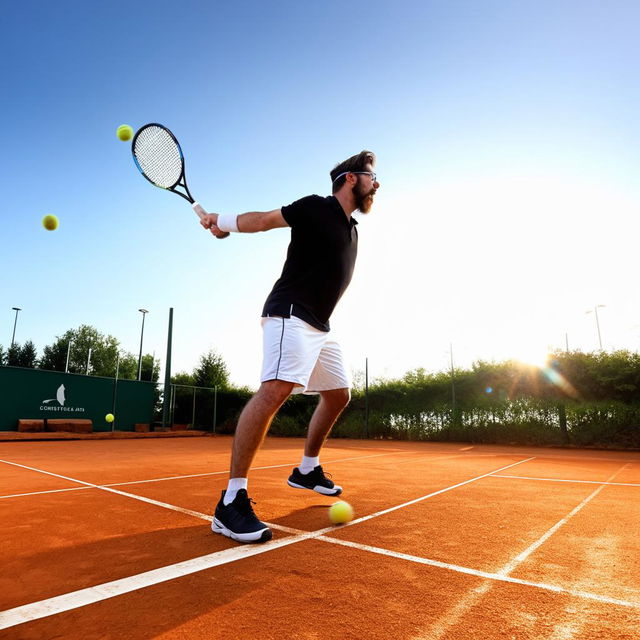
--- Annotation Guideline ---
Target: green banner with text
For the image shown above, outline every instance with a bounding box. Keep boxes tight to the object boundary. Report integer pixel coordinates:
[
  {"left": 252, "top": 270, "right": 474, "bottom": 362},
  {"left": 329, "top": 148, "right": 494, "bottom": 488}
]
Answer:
[{"left": 0, "top": 366, "right": 156, "bottom": 431}]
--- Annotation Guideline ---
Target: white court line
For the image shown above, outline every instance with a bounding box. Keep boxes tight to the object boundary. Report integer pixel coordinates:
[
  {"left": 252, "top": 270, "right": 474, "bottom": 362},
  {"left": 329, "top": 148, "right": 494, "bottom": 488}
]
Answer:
[
  {"left": 461, "top": 450, "right": 639, "bottom": 464},
  {"left": 492, "top": 474, "right": 640, "bottom": 488},
  {"left": 0, "top": 447, "right": 503, "bottom": 500},
  {"left": 498, "top": 464, "right": 631, "bottom": 576},
  {"left": 401, "top": 461, "right": 637, "bottom": 639},
  {"left": 0, "top": 486, "right": 92, "bottom": 500},
  {"left": 0, "top": 454, "right": 532, "bottom": 524},
  {"left": 1, "top": 448, "right": 515, "bottom": 526},
  {"left": 316, "top": 536, "right": 638, "bottom": 609},
  {"left": 0, "top": 459, "right": 215, "bottom": 522},
  {"left": 421, "top": 462, "right": 636, "bottom": 639},
  {"left": 0, "top": 450, "right": 412, "bottom": 500},
  {"left": 106, "top": 450, "right": 417, "bottom": 487},
  {"left": 2, "top": 455, "right": 637, "bottom": 632},
  {"left": 0, "top": 528, "right": 323, "bottom": 631},
  {"left": 333, "top": 457, "right": 536, "bottom": 529},
  {"left": 0, "top": 455, "right": 535, "bottom": 630}
]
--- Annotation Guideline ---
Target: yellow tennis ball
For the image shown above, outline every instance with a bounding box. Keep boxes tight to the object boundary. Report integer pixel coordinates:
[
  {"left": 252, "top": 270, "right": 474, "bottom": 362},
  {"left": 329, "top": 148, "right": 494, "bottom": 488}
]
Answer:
[
  {"left": 329, "top": 500, "right": 354, "bottom": 525},
  {"left": 116, "top": 124, "right": 133, "bottom": 141},
  {"left": 42, "top": 214, "right": 58, "bottom": 231},
  {"left": 105, "top": 413, "right": 114, "bottom": 423}
]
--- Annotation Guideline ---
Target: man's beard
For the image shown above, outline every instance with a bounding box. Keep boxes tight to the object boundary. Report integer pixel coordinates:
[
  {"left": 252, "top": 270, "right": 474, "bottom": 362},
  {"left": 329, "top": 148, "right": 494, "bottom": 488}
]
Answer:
[{"left": 353, "top": 178, "right": 375, "bottom": 213}]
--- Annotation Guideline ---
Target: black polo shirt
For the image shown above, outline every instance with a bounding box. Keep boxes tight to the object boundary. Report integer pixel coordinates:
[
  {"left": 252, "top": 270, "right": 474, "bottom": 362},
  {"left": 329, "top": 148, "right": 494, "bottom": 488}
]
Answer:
[{"left": 261, "top": 195, "right": 358, "bottom": 331}]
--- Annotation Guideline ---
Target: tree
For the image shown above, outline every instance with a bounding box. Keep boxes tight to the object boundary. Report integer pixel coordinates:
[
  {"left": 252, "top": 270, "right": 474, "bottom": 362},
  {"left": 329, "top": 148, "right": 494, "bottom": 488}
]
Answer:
[
  {"left": 115, "top": 353, "right": 138, "bottom": 380},
  {"left": 172, "top": 371, "right": 195, "bottom": 386},
  {"left": 40, "top": 325, "right": 119, "bottom": 376},
  {"left": 0, "top": 345, "right": 6, "bottom": 366},
  {"left": 18, "top": 341, "right": 38, "bottom": 368},
  {"left": 140, "top": 354, "right": 159, "bottom": 382},
  {"left": 102, "top": 352, "right": 159, "bottom": 381},
  {"left": 39, "top": 326, "right": 158, "bottom": 380},
  {"left": 6, "top": 343, "right": 21, "bottom": 367},
  {"left": 193, "top": 349, "right": 230, "bottom": 388},
  {"left": 40, "top": 333, "right": 71, "bottom": 371}
]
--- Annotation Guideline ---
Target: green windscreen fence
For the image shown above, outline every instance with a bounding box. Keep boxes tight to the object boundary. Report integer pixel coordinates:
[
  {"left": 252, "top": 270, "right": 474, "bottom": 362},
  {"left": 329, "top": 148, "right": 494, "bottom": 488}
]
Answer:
[{"left": 0, "top": 366, "right": 156, "bottom": 431}]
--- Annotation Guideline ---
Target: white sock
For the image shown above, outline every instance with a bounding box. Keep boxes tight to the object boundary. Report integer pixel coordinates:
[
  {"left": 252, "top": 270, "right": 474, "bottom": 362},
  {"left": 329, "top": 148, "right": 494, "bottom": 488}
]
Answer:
[
  {"left": 223, "top": 477, "right": 248, "bottom": 505},
  {"left": 299, "top": 455, "right": 319, "bottom": 475}
]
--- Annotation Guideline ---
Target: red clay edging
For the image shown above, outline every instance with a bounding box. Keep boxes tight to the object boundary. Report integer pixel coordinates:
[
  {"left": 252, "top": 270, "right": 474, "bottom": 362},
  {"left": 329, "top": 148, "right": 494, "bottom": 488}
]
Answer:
[{"left": 0, "top": 430, "right": 209, "bottom": 442}]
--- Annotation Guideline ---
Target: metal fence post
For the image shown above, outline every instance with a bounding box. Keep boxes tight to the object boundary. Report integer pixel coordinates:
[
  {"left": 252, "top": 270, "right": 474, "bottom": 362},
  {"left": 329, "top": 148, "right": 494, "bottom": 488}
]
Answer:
[{"left": 213, "top": 385, "right": 218, "bottom": 434}]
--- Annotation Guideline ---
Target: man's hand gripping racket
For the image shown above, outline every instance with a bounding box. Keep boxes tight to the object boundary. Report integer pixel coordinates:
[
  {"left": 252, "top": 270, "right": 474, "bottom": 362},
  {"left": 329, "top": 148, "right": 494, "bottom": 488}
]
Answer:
[{"left": 131, "top": 123, "right": 229, "bottom": 238}]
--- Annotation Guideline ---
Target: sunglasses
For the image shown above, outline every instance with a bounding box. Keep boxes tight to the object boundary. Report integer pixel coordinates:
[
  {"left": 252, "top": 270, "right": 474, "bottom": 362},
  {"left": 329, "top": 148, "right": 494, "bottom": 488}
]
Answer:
[{"left": 332, "top": 171, "right": 377, "bottom": 183}]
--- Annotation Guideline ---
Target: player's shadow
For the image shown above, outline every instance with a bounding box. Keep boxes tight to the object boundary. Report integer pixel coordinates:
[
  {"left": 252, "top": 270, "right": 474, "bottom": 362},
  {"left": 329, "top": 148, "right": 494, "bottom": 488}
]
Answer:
[
  {"left": 6, "top": 520, "right": 332, "bottom": 640},
  {"left": 269, "top": 502, "right": 340, "bottom": 533}
]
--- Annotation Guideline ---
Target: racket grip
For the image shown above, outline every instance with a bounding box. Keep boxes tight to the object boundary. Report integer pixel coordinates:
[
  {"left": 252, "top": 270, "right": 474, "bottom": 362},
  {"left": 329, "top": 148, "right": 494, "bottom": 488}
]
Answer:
[
  {"left": 193, "top": 201, "right": 230, "bottom": 239},
  {"left": 192, "top": 202, "right": 207, "bottom": 219}
]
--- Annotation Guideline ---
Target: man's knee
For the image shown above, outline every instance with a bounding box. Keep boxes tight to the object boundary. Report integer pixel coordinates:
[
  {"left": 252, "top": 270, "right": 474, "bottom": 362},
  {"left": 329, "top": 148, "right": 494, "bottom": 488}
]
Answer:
[
  {"left": 257, "top": 379, "right": 296, "bottom": 405},
  {"left": 321, "top": 387, "right": 351, "bottom": 410}
]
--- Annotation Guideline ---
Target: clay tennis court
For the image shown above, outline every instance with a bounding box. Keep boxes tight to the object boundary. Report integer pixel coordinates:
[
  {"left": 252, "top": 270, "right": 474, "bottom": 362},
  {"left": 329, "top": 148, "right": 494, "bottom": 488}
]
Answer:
[{"left": 1, "top": 436, "right": 638, "bottom": 639}]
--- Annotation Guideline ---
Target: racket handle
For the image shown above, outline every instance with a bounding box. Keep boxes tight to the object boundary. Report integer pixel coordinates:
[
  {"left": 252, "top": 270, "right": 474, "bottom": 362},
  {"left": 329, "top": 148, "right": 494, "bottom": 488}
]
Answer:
[
  {"left": 192, "top": 202, "right": 207, "bottom": 219},
  {"left": 193, "top": 202, "right": 230, "bottom": 239}
]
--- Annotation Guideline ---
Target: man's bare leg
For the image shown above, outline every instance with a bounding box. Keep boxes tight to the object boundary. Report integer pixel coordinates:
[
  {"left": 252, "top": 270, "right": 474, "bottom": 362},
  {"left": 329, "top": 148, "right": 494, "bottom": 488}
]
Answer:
[
  {"left": 287, "top": 388, "right": 350, "bottom": 496},
  {"left": 230, "top": 379, "right": 295, "bottom": 477},
  {"left": 304, "top": 387, "right": 350, "bottom": 456},
  {"left": 212, "top": 380, "right": 296, "bottom": 544}
]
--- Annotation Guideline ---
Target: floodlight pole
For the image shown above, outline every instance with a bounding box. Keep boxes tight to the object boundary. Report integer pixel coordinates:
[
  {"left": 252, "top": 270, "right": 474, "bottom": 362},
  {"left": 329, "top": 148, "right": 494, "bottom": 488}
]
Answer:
[
  {"left": 162, "top": 308, "right": 174, "bottom": 428},
  {"left": 137, "top": 308, "right": 149, "bottom": 380},
  {"left": 65, "top": 340, "right": 73, "bottom": 373},
  {"left": 594, "top": 305, "right": 604, "bottom": 350},
  {"left": 586, "top": 305, "right": 605, "bottom": 350},
  {"left": 111, "top": 353, "right": 120, "bottom": 433},
  {"left": 450, "top": 343, "right": 456, "bottom": 433},
  {"left": 10, "top": 307, "right": 21, "bottom": 348},
  {"left": 450, "top": 343, "right": 456, "bottom": 403},
  {"left": 213, "top": 385, "right": 218, "bottom": 434},
  {"left": 364, "top": 357, "right": 369, "bottom": 438}
]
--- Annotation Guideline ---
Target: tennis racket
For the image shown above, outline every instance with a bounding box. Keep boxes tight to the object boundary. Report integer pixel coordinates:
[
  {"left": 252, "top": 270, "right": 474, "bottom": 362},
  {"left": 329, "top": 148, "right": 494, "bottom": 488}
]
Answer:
[{"left": 131, "top": 123, "right": 221, "bottom": 228}]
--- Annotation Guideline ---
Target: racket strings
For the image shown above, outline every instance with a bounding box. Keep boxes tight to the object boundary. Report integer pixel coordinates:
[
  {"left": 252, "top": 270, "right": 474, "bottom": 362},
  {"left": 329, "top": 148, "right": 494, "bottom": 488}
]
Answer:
[{"left": 134, "top": 126, "right": 184, "bottom": 188}]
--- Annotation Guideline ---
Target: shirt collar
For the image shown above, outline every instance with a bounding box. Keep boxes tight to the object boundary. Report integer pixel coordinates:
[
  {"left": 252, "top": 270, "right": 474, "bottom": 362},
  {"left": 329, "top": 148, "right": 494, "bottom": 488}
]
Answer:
[{"left": 327, "top": 196, "right": 358, "bottom": 225}]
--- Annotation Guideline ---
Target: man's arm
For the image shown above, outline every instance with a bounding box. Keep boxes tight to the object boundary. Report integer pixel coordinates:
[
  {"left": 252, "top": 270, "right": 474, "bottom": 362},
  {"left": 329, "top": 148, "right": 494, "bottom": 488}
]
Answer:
[{"left": 199, "top": 209, "right": 288, "bottom": 238}]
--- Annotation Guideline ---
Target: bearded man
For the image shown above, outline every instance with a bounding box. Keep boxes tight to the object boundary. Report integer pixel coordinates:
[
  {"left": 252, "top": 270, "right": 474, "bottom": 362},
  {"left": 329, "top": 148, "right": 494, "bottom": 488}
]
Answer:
[{"left": 199, "top": 150, "right": 379, "bottom": 543}]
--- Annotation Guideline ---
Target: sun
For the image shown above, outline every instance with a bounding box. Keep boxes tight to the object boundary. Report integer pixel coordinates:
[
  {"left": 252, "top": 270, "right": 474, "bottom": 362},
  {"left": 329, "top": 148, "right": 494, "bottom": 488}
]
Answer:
[{"left": 512, "top": 348, "right": 550, "bottom": 370}]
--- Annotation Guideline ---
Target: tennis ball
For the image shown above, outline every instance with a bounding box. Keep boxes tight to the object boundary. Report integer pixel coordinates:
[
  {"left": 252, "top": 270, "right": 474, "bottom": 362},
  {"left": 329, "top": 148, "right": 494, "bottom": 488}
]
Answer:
[
  {"left": 116, "top": 124, "right": 133, "bottom": 141},
  {"left": 105, "top": 413, "right": 115, "bottom": 423},
  {"left": 42, "top": 214, "right": 58, "bottom": 231},
  {"left": 329, "top": 500, "right": 354, "bottom": 525}
]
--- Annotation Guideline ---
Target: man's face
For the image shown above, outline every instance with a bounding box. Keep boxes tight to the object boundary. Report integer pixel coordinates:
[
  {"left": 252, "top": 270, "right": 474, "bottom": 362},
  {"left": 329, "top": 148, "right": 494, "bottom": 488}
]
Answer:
[{"left": 352, "top": 164, "right": 379, "bottom": 213}]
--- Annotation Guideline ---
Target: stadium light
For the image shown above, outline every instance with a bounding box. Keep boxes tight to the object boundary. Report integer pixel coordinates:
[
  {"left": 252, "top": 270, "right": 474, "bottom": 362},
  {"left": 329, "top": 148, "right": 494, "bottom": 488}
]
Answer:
[
  {"left": 585, "top": 304, "right": 606, "bottom": 350},
  {"left": 10, "top": 307, "right": 21, "bottom": 348},
  {"left": 137, "top": 309, "right": 149, "bottom": 380}
]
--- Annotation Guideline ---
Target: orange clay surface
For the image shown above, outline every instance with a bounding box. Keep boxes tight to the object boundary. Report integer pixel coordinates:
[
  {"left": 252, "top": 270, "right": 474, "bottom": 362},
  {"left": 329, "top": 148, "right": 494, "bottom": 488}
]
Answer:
[{"left": 0, "top": 437, "right": 638, "bottom": 639}]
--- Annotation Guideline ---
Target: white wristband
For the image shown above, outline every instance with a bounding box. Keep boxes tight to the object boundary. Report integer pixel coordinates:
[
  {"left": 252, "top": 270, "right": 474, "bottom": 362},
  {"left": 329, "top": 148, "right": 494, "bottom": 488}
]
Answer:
[{"left": 217, "top": 214, "right": 239, "bottom": 233}]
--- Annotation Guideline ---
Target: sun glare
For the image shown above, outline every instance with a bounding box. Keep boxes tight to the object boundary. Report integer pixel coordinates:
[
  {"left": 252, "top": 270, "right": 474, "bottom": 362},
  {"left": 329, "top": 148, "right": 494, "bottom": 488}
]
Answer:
[{"left": 513, "top": 349, "right": 550, "bottom": 370}]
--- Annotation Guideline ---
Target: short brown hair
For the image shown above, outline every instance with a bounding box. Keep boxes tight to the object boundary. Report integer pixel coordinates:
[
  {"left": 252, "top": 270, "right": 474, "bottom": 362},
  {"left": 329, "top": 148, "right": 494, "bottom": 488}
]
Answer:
[{"left": 330, "top": 150, "right": 376, "bottom": 193}]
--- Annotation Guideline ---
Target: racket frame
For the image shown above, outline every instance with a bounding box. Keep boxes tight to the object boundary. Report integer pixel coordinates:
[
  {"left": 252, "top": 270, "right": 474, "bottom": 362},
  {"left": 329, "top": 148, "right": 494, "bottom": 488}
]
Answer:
[{"left": 132, "top": 123, "right": 196, "bottom": 204}]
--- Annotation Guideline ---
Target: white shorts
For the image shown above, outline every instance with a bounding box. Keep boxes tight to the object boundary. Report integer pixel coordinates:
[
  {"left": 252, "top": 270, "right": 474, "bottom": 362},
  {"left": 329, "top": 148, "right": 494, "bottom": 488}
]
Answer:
[{"left": 260, "top": 316, "right": 351, "bottom": 393}]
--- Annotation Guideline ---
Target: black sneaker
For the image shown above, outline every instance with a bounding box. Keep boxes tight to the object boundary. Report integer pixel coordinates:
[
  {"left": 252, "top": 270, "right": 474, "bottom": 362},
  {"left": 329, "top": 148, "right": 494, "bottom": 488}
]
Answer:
[
  {"left": 287, "top": 465, "right": 343, "bottom": 496},
  {"left": 212, "top": 489, "right": 272, "bottom": 543}
]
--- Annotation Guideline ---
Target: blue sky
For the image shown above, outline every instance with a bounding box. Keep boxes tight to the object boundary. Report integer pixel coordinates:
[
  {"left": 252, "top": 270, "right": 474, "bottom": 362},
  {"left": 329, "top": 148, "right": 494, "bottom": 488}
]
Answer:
[{"left": 3, "top": 0, "right": 640, "bottom": 387}]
